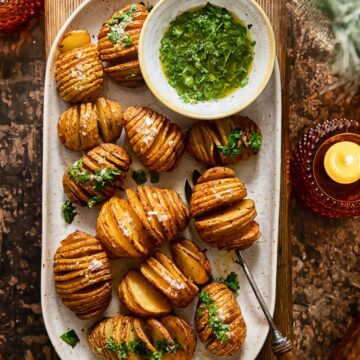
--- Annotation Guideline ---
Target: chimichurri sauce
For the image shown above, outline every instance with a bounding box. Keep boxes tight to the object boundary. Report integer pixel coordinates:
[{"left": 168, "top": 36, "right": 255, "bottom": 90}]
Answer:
[{"left": 160, "top": 3, "right": 255, "bottom": 103}]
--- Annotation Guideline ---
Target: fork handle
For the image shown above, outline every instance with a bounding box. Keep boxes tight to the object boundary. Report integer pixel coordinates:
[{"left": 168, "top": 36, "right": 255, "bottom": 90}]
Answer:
[{"left": 273, "top": 338, "right": 295, "bottom": 359}]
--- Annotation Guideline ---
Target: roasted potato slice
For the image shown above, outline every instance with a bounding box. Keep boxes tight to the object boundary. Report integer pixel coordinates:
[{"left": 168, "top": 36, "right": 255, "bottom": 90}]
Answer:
[
  {"left": 123, "top": 106, "right": 185, "bottom": 172},
  {"left": 59, "top": 30, "right": 91, "bottom": 54},
  {"left": 96, "top": 98, "right": 123, "bottom": 142},
  {"left": 98, "top": 4, "right": 148, "bottom": 87},
  {"left": 170, "top": 239, "right": 211, "bottom": 285},
  {"left": 160, "top": 316, "right": 197, "bottom": 360},
  {"left": 196, "top": 282, "right": 246, "bottom": 357},
  {"left": 53, "top": 230, "right": 112, "bottom": 319},
  {"left": 140, "top": 252, "right": 198, "bottom": 307},
  {"left": 186, "top": 116, "right": 262, "bottom": 166},
  {"left": 96, "top": 197, "right": 153, "bottom": 259},
  {"left": 63, "top": 143, "right": 131, "bottom": 206},
  {"left": 126, "top": 186, "right": 190, "bottom": 247},
  {"left": 118, "top": 270, "right": 172, "bottom": 317},
  {"left": 55, "top": 30, "right": 103, "bottom": 104}
]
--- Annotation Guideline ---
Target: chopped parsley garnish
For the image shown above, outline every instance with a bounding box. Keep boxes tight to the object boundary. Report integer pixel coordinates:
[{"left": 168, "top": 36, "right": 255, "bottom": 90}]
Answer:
[
  {"left": 248, "top": 131, "right": 262, "bottom": 153},
  {"left": 132, "top": 169, "right": 147, "bottom": 184},
  {"left": 107, "top": 5, "right": 138, "bottom": 46},
  {"left": 198, "top": 290, "right": 230, "bottom": 342},
  {"left": 60, "top": 329, "right": 80, "bottom": 348},
  {"left": 160, "top": 3, "right": 255, "bottom": 103},
  {"left": 125, "top": 73, "right": 138, "bottom": 79},
  {"left": 219, "top": 272, "right": 240, "bottom": 294},
  {"left": 93, "top": 168, "right": 121, "bottom": 191},
  {"left": 150, "top": 172, "right": 160, "bottom": 183},
  {"left": 68, "top": 159, "right": 90, "bottom": 183},
  {"left": 87, "top": 195, "right": 103, "bottom": 208},
  {"left": 62, "top": 200, "right": 77, "bottom": 224},
  {"left": 217, "top": 129, "right": 243, "bottom": 157}
]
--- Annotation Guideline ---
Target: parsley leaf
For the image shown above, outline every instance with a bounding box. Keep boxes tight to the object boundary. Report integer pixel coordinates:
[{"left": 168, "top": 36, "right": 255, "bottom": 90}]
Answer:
[
  {"left": 217, "top": 129, "right": 243, "bottom": 157},
  {"left": 87, "top": 195, "right": 103, "bottom": 208},
  {"left": 248, "top": 131, "right": 262, "bottom": 153},
  {"left": 105, "top": 337, "right": 129, "bottom": 359},
  {"left": 132, "top": 169, "right": 147, "bottom": 184},
  {"left": 93, "top": 168, "right": 121, "bottom": 191},
  {"left": 219, "top": 272, "right": 240, "bottom": 294},
  {"left": 68, "top": 159, "right": 90, "bottom": 183},
  {"left": 60, "top": 329, "right": 80, "bottom": 348},
  {"left": 123, "top": 36, "right": 132, "bottom": 48},
  {"left": 62, "top": 200, "right": 77, "bottom": 224},
  {"left": 150, "top": 172, "right": 160, "bottom": 183},
  {"left": 198, "top": 290, "right": 230, "bottom": 342}
]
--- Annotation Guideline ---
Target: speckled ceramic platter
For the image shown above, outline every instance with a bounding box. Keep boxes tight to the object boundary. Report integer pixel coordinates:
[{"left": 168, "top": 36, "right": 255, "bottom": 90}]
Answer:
[{"left": 42, "top": 1, "right": 282, "bottom": 359}]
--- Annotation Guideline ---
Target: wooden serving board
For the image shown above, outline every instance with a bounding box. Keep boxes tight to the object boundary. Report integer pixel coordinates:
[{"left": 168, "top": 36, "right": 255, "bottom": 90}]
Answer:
[{"left": 44, "top": 1, "right": 292, "bottom": 359}]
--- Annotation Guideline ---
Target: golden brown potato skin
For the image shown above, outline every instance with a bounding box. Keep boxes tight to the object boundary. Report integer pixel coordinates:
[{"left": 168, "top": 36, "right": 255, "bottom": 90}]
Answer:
[
  {"left": 190, "top": 167, "right": 261, "bottom": 250},
  {"left": 53, "top": 231, "right": 112, "bottom": 319},
  {"left": 57, "top": 98, "right": 123, "bottom": 151},
  {"left": 123, "top": 106, "right": 185, "bottom": 172},
  {"left": 140, "top": 251, "right": 198, "bottom": 307},
  {"left": 55, "top": 43, "right": 103, "bottom": 104},
  {"left": 126, "top": 186, "right": 190, "bottom": 247},
  {"left": 97, "top": 4, "right": 148, "bottom": 87},
  {"left": 88, "top": 315, "right": 196, "bottom": 360},
  {"left": 196, "top": 282, "right": 246, "bottom": 357},
  {"left": 186, "top": 116, "right": 262, "bottom": 166},
  {"left": 63, "top": 143, "right": 131, "bottom": 206},
  {"left": 96, "top": 197, "right": 153, "bottom": 259}
]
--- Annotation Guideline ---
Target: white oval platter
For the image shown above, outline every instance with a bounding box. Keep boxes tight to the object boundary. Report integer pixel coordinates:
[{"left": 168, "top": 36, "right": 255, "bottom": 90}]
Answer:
[{"left": 42, "top": 1, "right": 282, "bottom": 359}]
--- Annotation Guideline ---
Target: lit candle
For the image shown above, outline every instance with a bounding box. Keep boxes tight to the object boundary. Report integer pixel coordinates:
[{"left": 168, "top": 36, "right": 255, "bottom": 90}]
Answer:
[{"left": 324, "top": 141, "right": 360, "bottom": 184}]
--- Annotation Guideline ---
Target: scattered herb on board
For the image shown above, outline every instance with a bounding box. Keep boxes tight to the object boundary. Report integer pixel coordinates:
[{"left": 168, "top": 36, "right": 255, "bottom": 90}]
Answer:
[
  {"left": 197, "top": 290, "right": 230, "bottom": 342},
  {"left": 60, "top": 329, "right": 80, "bottom": 348},
  {"left": 217, "top": 129, "right": 243, "bottom": 157},
  {"left": 62, "top": 200, "right": 77, "bottom": 224},
  {"left": 219, "top": 272, "right": 240, "bottom": 294},
  {"left": 87, "top": 195, "right": 103, "bottom": 208},
  {"left": 248, "top": 131, "right": 262, "bottom": 153},
  {"left": 160, "top": 3, "right": 255, "bottom": 103},
  {"left": 68, "top": 159, "right": 90, "bottom": 183},
  {"left": 150, "top": 172, "right": 160, "bottom": 183},
  {"left": 107, "top": 4, "right": 138, "bottom": 46},
  {"left": 93, "top": 168, "right": 121, "bottom": 191},
  {"left": 132, "top": 169, "right": 147, "bottom": 184}
]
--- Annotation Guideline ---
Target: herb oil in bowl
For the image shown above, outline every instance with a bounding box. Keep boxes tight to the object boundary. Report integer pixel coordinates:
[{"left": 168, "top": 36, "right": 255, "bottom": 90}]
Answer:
[{"left": 159, "top": 3, "right": 255, "bottom": 104}]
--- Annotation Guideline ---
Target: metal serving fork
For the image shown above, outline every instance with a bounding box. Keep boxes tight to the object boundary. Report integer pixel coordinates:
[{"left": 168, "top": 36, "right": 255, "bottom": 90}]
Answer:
[{"left": 185, "top": 175, "right": 295, "bottom": 360}]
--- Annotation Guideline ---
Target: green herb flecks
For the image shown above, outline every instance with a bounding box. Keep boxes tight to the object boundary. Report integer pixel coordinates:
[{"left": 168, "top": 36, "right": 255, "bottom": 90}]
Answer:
[
  {"left": 87, "top": 195, "right": 103, "bottom": 208},
  {"left": 160, "top": 3, "right": 255, "bottom": 103},
  {"left": 60, "top": 329, "right": 80, "bottom": 348},
  {"left": 107, "top": 4, "right": 138, "bottom": 47},
  {"left": 150, "top": 172, "right": 160, "bottom": 183},
  {"left": 217, "top": 129, "right": 243, "bottom": 157},
  {"left": 125, "top": 73, "right": 139, "bottom": 79},
  {"left": 198, "top": 290, "right": 230, "bottom": 342},
  {"left": 218, "top": 272, "right": 240, "bottom": 294},
  {"left": 151, "top": 340, "right": 183, "bottom": 360},
  {"left": 248, "top": 131, "right": 262, "bottom": 153},
  {"left": 132, "top": 169, "right": 147, "bottom": 184},
  {"left": 68, "top": 159, "right": 90, "bottom": 183},
  {"left": 62, "top": 200, "right": 77, "bottom": 224},
  {"left": 93, "top": 168, "right": 121, "bottom": 192}
]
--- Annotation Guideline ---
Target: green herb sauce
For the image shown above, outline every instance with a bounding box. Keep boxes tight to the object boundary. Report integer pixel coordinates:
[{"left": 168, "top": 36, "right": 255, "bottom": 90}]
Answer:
[{"left": 160, "top": 3, "right": 255, "bottom": 103}]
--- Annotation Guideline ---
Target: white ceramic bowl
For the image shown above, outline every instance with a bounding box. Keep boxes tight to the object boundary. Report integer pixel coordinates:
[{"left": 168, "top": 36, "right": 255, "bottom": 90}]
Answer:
[{"left": 139, "top": 0, "right": 276, "bottom": 119}]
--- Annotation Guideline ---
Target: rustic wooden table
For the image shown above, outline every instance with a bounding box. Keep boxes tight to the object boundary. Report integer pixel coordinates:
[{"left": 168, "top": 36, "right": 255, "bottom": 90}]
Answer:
[{"left": 0, "top": 0, "right": 359, "bottom": 359}]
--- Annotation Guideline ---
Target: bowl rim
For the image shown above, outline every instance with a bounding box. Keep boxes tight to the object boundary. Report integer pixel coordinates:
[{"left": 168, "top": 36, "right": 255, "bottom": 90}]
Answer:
[{"left": 139, "top": 0, "right": 276, "bottom": 120}]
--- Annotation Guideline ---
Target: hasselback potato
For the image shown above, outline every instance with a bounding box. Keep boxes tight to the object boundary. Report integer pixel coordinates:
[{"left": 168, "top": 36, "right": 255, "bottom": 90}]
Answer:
[
  {"left": 186, "top": 115, "right": 262, "bottom": 166},
  {"left": 53, "top": 231, "right": 112, "bottom": 319},
  {"left": 96, "top": 197, "right": 153, "bottom": 259},
  {"left": 196, "top": 282, "right": 246, "bottom": 357},
  {"left": 190, "top": 167, "right": 261, "bottom": 250},
  {"left": 98, "top": 4, "right": 148, "bottom": 87},
  {"left": 55, "top": 30, "right": 103, "bottom": 104},
  {"left": 123, "top": 106, "right": 185, "bottom": 172},
  {"left": 57, "top": 98, "right": 123, "bottom": 151},
  {"left": 63, "top": 143, "right": 131, "bottom": 207},
  {"left": 140, "top": 251, "right": 198, "bottom": 307},
  {"left": 88, "top": 315, "right": 196, "bottom": 360},
  {"left": 126, "top": 186, "right": 189, "bottom": 247}
]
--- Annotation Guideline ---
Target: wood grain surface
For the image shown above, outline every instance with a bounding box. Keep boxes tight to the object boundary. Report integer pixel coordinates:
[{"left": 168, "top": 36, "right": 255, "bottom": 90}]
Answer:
[{"left": 44, "top": 0, "right": 291, "bottom": 359}]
